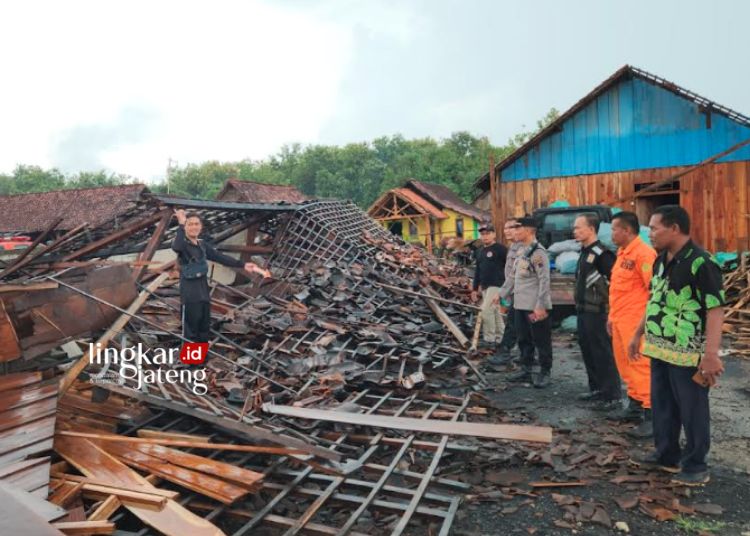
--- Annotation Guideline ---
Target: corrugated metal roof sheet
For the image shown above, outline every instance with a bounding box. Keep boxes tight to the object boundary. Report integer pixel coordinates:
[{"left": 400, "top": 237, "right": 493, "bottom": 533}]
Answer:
[{"left": 475, "top": 65, "right": 750, "bottom": 190}]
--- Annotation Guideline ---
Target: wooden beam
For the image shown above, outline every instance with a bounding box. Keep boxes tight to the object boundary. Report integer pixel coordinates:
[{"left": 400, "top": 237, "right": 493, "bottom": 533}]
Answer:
[
  {"left": 0, "top": 217, "right": 62, "bottom": 279},
  {"left": 52, "top": 521, "right": 115, "bottom": 535},
  {"left": 216, "top": 244, "right": 273, "bottom": 255},
  {"left": 132, "top": 209, "right": 172, "bottom": 281},
  {"left": 633, "top": 135, "right": 750, "bottom": 199},
  {"left": 422, "top": 288, "right": 469, "bottom": 347},
  {"left": 424, "top": 215, "right": 432, "bottom": 253},
  {"left": 262, "top": 404, "right": 553, "bottom": 443},
  {"left": 0, "top": 281, "right": 58, "bottom": 293},
  {"left": 489, "top": 155, "right": 498, "bottom": 230},
  {"left": 61, "top": 212, "right": 166, "bottom": 262},
  {"left": 375, "top": 282, "right": 480, "bottom": 311},
  {"left": 87, "top": 496, "right": 121, "bottom": 522},
  {"left": 58, "top": 431, "right": 306, "bottom": 455},
  {"left": 51, "top": 479, "right": 167, "bottom": 508},
  {"left": 57, "top": 272, "right": 169, "bottom": 396}
]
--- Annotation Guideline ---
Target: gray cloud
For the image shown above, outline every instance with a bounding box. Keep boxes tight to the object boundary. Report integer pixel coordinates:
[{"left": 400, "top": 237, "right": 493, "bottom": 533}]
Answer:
[
  {"left": 313, "top": 0, "right": 750, "bottom": 146},
  {"left": 50, "top": 103, "right": 161, "bottom": 172}
]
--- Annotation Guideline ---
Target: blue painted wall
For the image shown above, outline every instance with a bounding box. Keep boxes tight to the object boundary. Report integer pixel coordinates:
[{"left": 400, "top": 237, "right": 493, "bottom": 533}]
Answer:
[{"left": 501, "top": 77, "right": 750, "bottom": 181}]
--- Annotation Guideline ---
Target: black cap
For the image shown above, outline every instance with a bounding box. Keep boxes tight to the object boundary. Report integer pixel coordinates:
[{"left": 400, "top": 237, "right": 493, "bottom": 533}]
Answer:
[
  {"left": 517, "top": 217, "right": 539, "bottom": 228},
  {"left": 478, "top": 222, "right": 495, "bottom": 232}
]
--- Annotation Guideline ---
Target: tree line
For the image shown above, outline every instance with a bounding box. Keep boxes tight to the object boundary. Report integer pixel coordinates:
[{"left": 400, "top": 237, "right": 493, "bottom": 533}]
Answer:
[{"left": 1, "top": 109, "right": 558, "bottom": 208}]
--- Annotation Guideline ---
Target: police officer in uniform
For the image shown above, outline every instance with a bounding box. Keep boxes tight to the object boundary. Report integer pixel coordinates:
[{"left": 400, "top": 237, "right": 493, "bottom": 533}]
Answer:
[
  {"left": 497, "top": 217, "right": 553, "bottom": 388},
  {"left": 573, "top": 213, "right": 621, "bottom": 409}
]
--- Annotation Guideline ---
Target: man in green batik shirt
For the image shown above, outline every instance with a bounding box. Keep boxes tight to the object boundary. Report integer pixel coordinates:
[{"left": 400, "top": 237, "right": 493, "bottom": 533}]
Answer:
[{"left": 628, "top": 206, "right": 725, "bottom": 486}]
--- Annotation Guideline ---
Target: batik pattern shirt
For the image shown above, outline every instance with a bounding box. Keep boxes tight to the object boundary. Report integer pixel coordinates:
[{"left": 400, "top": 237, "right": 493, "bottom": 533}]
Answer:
[{"left": 643, "top": 240, "right": 725, "bottom": 367}]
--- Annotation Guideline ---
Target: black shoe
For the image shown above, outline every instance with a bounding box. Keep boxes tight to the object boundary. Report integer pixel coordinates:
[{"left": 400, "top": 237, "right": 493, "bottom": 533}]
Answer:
[
  {"left": 606, "top": 397, "right": 643, "bottom": 422},
  {"left": 671, "top": 471, "right": 710, "bottom": 487},
  {"left": 487, "top": 348, "right": 513, "bottom": 367},
  {"left": 627, "top": 409, "right": 653, "bottom": 439},
  {"left": 629, "top": 453, "right": 680, "bottom": 474},
  {"left": 593, "top": 399, "right": 622, "bottom": 412},
  {"left": 577, "top": 390, "right": 602, "bottom": 401},
  {"left": 477, "top": 341, "right": 494, "bottom": 350},
  {"left": 533, "top": 371, "right": 551, "bottom": 389},
  {"left": 508, "top": 369, "right": 533, "bottom": 383}
]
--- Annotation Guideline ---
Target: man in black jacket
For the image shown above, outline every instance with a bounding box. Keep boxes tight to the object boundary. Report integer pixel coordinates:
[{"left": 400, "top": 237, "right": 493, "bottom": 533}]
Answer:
[
  {"left": 573, "top": 213, "right": 621, "bottom": 409},
  {"left": 471, "top": 223, "right": 508, "bottom": 362},
  {"left": 172, "top": 209, "right": 270, "bottom": 342}
]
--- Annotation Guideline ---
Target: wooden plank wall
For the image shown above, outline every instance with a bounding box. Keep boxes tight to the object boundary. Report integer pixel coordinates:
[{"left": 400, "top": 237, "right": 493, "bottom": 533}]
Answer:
[{"left": 493, "top": 161, "right": 750, "bottom": 252}]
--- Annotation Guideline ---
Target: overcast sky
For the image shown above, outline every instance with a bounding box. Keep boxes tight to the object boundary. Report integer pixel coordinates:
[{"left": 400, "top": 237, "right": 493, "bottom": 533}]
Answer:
[{"left": 1, "top": 0, "right": 747, "bottom": 182}]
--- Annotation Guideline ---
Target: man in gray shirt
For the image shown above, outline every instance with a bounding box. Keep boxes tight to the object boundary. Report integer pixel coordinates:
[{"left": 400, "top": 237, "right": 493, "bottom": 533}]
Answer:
[
  {"left": 497, "top": 217, "right": 553, "bottom": 388},
  {"left": 492, "top": 218, "right": 524, "bottom": 365}
]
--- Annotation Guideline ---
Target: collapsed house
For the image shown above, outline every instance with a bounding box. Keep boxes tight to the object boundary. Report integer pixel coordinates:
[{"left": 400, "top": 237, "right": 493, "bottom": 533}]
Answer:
[
  {"left": 1, "top": 186, "right": 746, "bottom": 534},
  {"left": 0, "top": 191, "right": 552, "bottom": 535}
]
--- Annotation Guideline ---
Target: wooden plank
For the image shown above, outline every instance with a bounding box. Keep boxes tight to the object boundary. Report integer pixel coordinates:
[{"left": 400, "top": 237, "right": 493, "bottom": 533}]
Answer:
[
  {"left": 50, "top": 473, "right": 178, "bottom": 500},
  {"left": 0, "top": 299, "right": 22, "bottom": 362},
  {"left": 54, "top": 437, "right": 224, "bottom": 536},
  {"left": 262, "top": 404, "right": 553, "bottom": 443},
  {"left": 0, "top": 481, "right": 67, "bottom": 522},
  {"left": 52, "top": 521, "right": 115, "bottom": 535},
  {"left": 106, "top": 446, "right": 255, "bottom": 504},
  {"left": 422, "top": 289, "right": 469, "bottom": 348},
  {"left": 0, "top": 483, "right": 65, "bottom": 535},
  {"left": 133, "top": 209, "right": 173, "bottom": 281},
  {"left": 60, "top": 430, "right": 303, "bottom": 456},
  {"left": 51, "top": 479, "right": 167, "bottom": 508},
  {"left": 0, "top": 371, "right": 42, "bottom": 392},
  {"left": 137, "top": 430, "right": 211, "bottom": 442},
  {"left": 87, "top": 496, "right": 121, "bottom": 522},
  {"left": 57, "top": 272, "right": 169, "bottom": 396},
  {"left": 95, "top": 383, "right": 342, "bottom": 462}
]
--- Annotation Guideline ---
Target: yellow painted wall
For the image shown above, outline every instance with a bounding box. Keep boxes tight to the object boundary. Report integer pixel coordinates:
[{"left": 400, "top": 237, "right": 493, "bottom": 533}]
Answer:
[{"left": 381, "top": 209, "right": 479, "bottom": 246}]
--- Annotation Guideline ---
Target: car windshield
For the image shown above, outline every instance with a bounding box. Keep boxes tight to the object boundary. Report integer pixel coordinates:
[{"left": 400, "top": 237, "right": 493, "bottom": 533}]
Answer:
[{"left": 542, "top": 212, "right": 588, "bottom": 231}]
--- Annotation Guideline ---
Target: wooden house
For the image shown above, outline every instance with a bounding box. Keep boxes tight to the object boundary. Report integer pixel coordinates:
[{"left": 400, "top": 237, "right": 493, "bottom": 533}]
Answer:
[
  {"left": 474, "top": 65, "right": 750, "bottom": 252},
  {"left": 368, "top": 179, "right": 488, "bottom": 251}
]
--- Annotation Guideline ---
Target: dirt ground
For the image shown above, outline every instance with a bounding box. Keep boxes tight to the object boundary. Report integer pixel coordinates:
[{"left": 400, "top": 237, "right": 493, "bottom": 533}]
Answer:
[{"left": 451, "top": 331, "right": 750, "bottom": 536}]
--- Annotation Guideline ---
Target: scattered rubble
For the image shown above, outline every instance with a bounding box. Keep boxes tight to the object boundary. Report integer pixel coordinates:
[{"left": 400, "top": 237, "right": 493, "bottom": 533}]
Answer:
[{"left": 0, "top": 191, "right": 743, "bottom": 534}]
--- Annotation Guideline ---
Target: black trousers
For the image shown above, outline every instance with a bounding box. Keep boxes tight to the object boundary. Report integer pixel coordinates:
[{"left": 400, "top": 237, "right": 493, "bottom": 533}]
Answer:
[
  {"left": 515, "top": 309, "right": 553, "bottom": 373},
  {"left": 182, "top": 301, "right": 211, "bottom": 343},
  {"left": 499, "top": 304, "right": 518, "bottom": 350},
  {"left": 651, "top": 358, "right": 710, "bottom": 473},
  {"left": 576, "top": 311, "right": 621, "bottom": 400}
]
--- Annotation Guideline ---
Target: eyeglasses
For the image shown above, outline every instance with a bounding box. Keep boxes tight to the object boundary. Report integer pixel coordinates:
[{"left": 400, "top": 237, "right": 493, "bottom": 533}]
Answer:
[{"left": 505, "top": 224, "right": 522, "bottom": 229}]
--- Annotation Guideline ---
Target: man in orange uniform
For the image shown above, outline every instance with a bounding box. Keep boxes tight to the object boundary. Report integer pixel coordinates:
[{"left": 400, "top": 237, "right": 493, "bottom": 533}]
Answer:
[{"left": 607, "top": 212, "right": 657, "bottom": 438}]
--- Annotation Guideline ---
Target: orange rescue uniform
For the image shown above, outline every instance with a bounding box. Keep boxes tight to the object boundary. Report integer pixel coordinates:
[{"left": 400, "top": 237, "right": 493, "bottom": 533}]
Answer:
[{"left": 609, "top": 236, "right": 657, "bottom": 408}]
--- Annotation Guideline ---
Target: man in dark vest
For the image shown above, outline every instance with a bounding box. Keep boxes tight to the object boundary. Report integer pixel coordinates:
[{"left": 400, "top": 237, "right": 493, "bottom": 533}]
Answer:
[
  {"left": 573, "top": 213, "right": 621, "bottom": 410},
  {"left": 172, "top": 209, "right": 270, "bottom": 342}
]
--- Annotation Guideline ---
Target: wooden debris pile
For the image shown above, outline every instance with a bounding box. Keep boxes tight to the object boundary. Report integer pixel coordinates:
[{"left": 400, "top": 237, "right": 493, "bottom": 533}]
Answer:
[
  {"left": 722, "top": 252, "right": 750, "bottom": 357},
  {"left": 0, "top": 194, "right": 553, "bottom": 535}
]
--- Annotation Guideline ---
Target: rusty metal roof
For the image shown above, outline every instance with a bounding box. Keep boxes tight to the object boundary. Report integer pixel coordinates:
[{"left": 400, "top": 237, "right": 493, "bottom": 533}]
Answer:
[
  {"left": 475, "top": 64, "right": 750, "bottom": 191},
  {"left": 0, "top": 184, "right": 148, "bottom": 233},
  {"left": 217, "top": 179, "right": 308, "bottom": 204},
  {"left": 405, "top": 180, "right": 487, "bottom": 220}
]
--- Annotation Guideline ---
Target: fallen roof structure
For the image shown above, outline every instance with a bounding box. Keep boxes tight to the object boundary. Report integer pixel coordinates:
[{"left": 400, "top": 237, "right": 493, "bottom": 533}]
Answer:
[{"left": 0, "top": 191, "right": 552, "bottom": 535}]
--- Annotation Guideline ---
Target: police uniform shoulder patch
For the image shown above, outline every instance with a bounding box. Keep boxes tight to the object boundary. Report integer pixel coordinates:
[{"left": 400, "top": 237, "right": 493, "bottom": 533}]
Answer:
[{"left": 592, "top": 246, "right": 603, "bottom": 255}]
